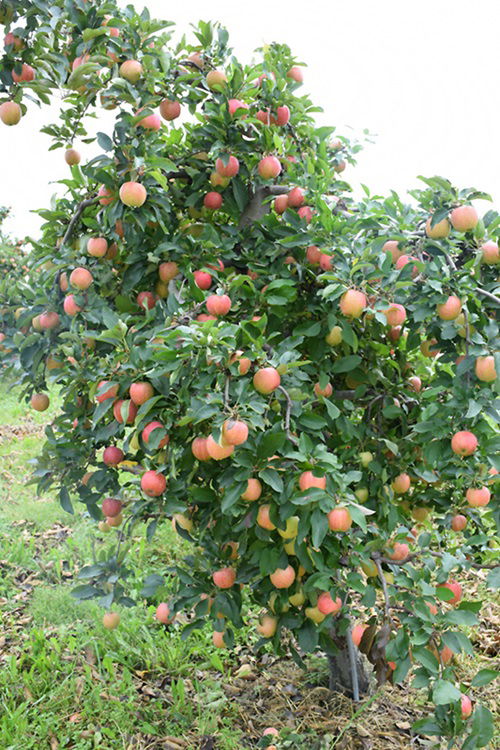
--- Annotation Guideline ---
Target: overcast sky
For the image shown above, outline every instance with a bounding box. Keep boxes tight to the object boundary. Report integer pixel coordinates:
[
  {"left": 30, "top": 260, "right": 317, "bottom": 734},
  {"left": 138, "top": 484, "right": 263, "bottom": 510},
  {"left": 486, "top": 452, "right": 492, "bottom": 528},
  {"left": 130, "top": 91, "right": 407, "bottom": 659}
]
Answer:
[{"left": 2, "top": 0, "right": 500, "bottom": 239}]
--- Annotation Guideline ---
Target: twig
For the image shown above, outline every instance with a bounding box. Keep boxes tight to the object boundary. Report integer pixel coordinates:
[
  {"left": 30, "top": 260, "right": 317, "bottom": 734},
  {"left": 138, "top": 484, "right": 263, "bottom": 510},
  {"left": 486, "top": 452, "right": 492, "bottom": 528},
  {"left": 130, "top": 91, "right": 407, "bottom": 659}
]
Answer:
[
  {"left": 475, "top": 287, "right": 500, "bottom": 306},
  {"left": 61, "top": 197, "right": 99, "bottom": 247},
  {"left": 442, "top": 251, "right": 457, "bottom": 272},
  {"left": 378, "top": 553, "right": 419, "bottom": 566},
  {"left": 345, "top": 614, "right": 360, "bottom": 702},
  {"left": 223, "top": 375, "right": 230, "bottom": 409},
  {"left": 332, "top": 390, "right": 356, "bottom": 400},
  {"left": 277, "top": 385, "right": 299, "bottom": 446},
  {"left": 373, "top": 554, "right": 393, "bottom": 623}
]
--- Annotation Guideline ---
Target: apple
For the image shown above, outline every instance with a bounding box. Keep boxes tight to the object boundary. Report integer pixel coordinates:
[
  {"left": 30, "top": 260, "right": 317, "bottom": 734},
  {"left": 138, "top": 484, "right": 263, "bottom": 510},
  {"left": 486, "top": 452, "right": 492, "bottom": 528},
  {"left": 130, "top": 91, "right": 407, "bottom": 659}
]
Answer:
[
  {"left": 257, "top": 614, "right": 278, "bottom": 638},
  {"left": 142, "top": 421, "right": 169, "bottom": 449},
  {"left": 203, "top": 191, "right": 223, "bottom": 210},
  {"left": 384, "top": 303, "right": 406, "bottom": 326},
  {"left": 314, "top": 381, "right": 333, "bottom": 398},
  {"left": 274, "top": 195, "right": 288, "bottom": 214},
  {"left": 241, "top": 478, "right": 262, "bottom": 502},
  {"left": 135, "top": 110, "right": 161, "bottom": 130},
  {"left": 205, "top": 435, "right": 234, "bottom": 460},
  {"left": 263, "top": 728, "right": 279, "bottom": 737},
  {"left": 228, "top": 98, "right": 249, "bottom": 116},
  {"left": 119, "top": 181, "right": 147, "bottom": 207},
  {"left": 325, "top": 325, "right": 342, "bottom": 346},
  {"left": 215, "top": 155, "right": 239, "bottom": 177},
  {"left": 305, "top": 606, "right": 325, "bottom": 623},
  {"left": 206, "top": 294, "right": 231, "bottom": 316},
  {"left": 98, "top": 185, "right": 114, "bottom": 205},
  {"left": 359, "top": 451, "right": 373, "bottom": 467},
  {"left": 461, "top": 694, "right": 473, "bottom": 719},
  {"left": 299, "top": 471, "right": 326, "bottom": 491},
  {"left": 339, "top": 289, "right": 366, "bottom": 318},
  {"left": 212, "top": 630, "right": 226, "bottom": 648},
  {"left": 288, "top": 589, "right": 305, "bottom": 607},
  {"left": 253, "top": 367, "right": 281, "bottom": 394},
  {"left": 388, "top": 326, "right": 402, "bottom": 342},
  {"left": 287, "top": 66, "right": 304, "bottom": 83},
  {"left": 440, "top": 579, "right": 462, "bottom": 606},
  {"left": 277, "top": 516, "right": 299, "bottom": 540},
  {"left": 317, "top": 592, "right": 342, "bottom": 615},
  {"left": 466, "top": 486, "right": 490, "bottom": 507},
  {"left": 297, "top": 206, "right": 313, "bottom": 222},
  {"left": 159, "top": 99, "right": 181, "bottom": 120},
  {"left": 191, "top": 437, "right": 211, "bottom": 461},
  {"left": 129, "top": 381, "right": 154, "bottom": 405},
  {"left": 270, "top": 565, "right": 296, "bottom": 589},
  {"left": 257, "top": 504, "right": 276, "bottom": 530},
  {"left": 481, "top": 239, "right": 499, "bottom": 265},
  {"left": 206, "top": 70, "right": 227, "bottom": 90},
  {"left": 395, "top": 254, "right": 419, "bottom": 277},
  {"left": 408, "top": 376, "right": 422, "bottom": 392},
  {"left": 475, "top": 355, "right": 496, "bottom": 383},
  {"left": 119, "top": 59, "right": 143, "bottom": 83},
  {"left": 158, "top": 261, "right": 178, "bottom": 282},
  {"left": 355, "top": 488, "right": 368, "bottom": 503},
  {"left": 4, "top": 32, "right": 24, "bottom": 50},
  {"left": 155, "top": 602, "right": 175, "bottom": 624},
  {"left": 327, "top": 507, "right": 352, "bottom": 531},
  {"left": 286, "top": 188, "right": 305, "bottom": 208},
  {"left": 31, "top": 393, "right": 49, "bottom": 411},
  {"left": 382, "top": 240, "right": 403, "bottom": 262},
  {"left": 136, "top": 291, "right": 156, "bottom": 310},
  {"left": 106, "top": 513, "right": 123, "bottom": 528},
  {"left": 258, "top": 155, "right": 282, "bottom": 179},
  {"left": 0, "top": 101, "right": 21, "bottom": 126},
  {"left": 361, "top": 560, "right": 378, "bottom": 577},
  {"left": 420, "top": 338, "right": 439, "bottom": 358},
  {"left": 388, "top": 542, "right": 409, "bottom": 561},
  {"left": 12, "top": 63, "right": 35, "bottom": 83},
  {"left": 141, "top": 470, "right": 167, "bottom": 497},
  {"left": 451, "top": 430, "right": 478, "bottom": 456},
  {"left": 194, "top": 270, "right": 212, "bottom": 289},
  {"left": 425, "top": 216, "right": 450, "bottom": 239},
  {"left": 392, "top": 473, "right": 411, "bottom": 494},
  {"left": 351, "top": 624, "right": 367, "bottom": 647},
  {"left": 102, "top": 612, "right": 120, "bottom": 630},
  {"left": 436, "top": 295, "right": 462, "bottom": 321},
  {"left": 213, "top": 567, "right": 236, "bottom": 588},
  {"left": 306, "top": 245, "right": 322, "bottom": 265},
  {"left": 450, "top": 205, "right": 478, "bottom": 232},
  {"left": 222, "top": 419, "right": 248, "bottom": 446},
  {"left": 113, "top": 398, "right": 137, "bottom": 424},
  {"left": 39, "top": 311, "right": 60, "bottom": 330},
  {"left": 87, "top": 237, "right": 108, "bottom": 257},
  {"left": 63, "top": 148, "right": 81, "bottom": 167},
  {"left": 96, "top": 381, "right": 118, "bottom": 403},
  {"left": 451, "top": 514, "right": 467, "bottom": 531},
  {"left": 103, "top": 446, "right": 124, "bottom": 466},
  {"left": 334, "top": 160, "right": 346, "bottom": 173},
  {"left": 102, "top": 497, "right": 122, "bottom": 518}
]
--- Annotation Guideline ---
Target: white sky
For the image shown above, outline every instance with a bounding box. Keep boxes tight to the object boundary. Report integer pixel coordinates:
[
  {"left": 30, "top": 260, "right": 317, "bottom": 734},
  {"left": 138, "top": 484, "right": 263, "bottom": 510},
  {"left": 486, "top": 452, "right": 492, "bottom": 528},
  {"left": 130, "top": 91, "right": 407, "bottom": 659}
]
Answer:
[{"left": 2, "top": 0, "right": 500, "bottom": 239}]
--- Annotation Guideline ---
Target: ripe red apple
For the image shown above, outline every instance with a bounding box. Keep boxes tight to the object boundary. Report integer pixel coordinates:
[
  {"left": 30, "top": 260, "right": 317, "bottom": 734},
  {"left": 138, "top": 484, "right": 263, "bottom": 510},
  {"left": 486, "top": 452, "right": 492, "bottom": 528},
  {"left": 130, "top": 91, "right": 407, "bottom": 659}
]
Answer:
[
  {"left": 287, "top": 66, "right": 303, "bottom": 83},
  {"left": 213, "top": 567, "right": 236, "bottom": 588},
  {"left": 159, "top": 99, "right": 181, "bottom": 120},
  {"left": 142, "top": 421, "right": 169, "bottom": 449},
  {"left": 102, "top": 497, "right": 122, "bottom": 518},
  {"left": 317, "top": 592, "right": 342, "bottom": 615},
  {"left": 284, "top": 187, "right": 304, "bottom": 208},
  {"left": 206, "top": 294, "right": 231, "bottom": 316},
  {"left": 135, "top": 109, "right": 161, "bottom": 130},
  {"left": 451, "top": 430, "right": 478, "bottom": 456},
  {"left": 351, "top": 624, "right": 367, "bottom": 647},
  {"left": 113, "top": 398, "right": 136, "bottom": 423},
  {"left": 70, "top": 267, "right": 93, "bottom": 290},
  {"left": 450, "top": 205, "right": 478, "bottom": 232},
  {"left": 31, "top": 393, "right": 49, "bottom": 411},
  {"left": 141, "top": 470, "right": 167, "bottom": 497},
  {"left": 87, "top": 237, "right": 108, "bottom": 258},
  {"left": 461, "top": 694, "right": 473, "bottom": 719},
  {"left": 314, "top": 382, "right": 333, "bottom": 398},
  {"left": 4, "top": 32, "right": 24, "bottom": 51},
  {"left": 212, "top": 630, "right": 226, "bottom": 648},
  {"left": 258, "top": 156, "right": 282, "bottom": 179},
  {"left": 481, "top": 239, "right": 499, "bottom": 265},
  {"left": 136, "top": 291, "right": 156, "bottom": 310},
  {"left": 203, "top": 191, "right": 223, "bottom": 210},
  {"left": 96, "top": 381, "right": 118, "bottom": 403},
  {"left": 440, "top": 580, "right": 462, "bottom": 606},
  {"left": 215, "top": 155, "right": 239, "bottom": 177},
  {"left": 253, "top": 367, "right": 281, "bottom": 394},
  {"left": 327, "top": 507, "right": 352, "bottom": 531},
  {"left": 388, "top": 326, "right": 402, "bottom": 342},
  {"left": 39, "top": 311, "right": 60, "bottom": 330},
  {"left": 256, "top": 504, "right": 276, "bottom": 530},
  {"left": 451, "top": 514, "right": 467, "bottom": 531},
  {"left": 194, "top": 270, "right": 212, "bottom": 289},
  {"left": 64, "top": 148, "right": 81, "bottom": 166},
  {"left": 72, "top": 53, "right": 89, "bottom": 71},
  {"left": 119, "top": 59, "right": 143, "bottom": 83},
  {"left": 466, "top": 486, "right": 490, "bottom": 507},
  {"left": 241, "top": 478, "right": 262, "bottom": 501},
  {"left": 319, "top": 253, "right": 333, "bottom": 271},
  {"left": 222, "top": 419, "right": 248, "bottom": 446},
  {"left": 129, "top": 381, "right": 154, "bottom": 405},
  {"left": 306, "top": 245, "right": 321, "bottom": 265},
  {"left": 103, "top": 446, "right": 124, "bottom": 466},
  {"left": 191, "top": 437, "right": 211, "bottom": 461},
  {"left": 102, "top": 612, "right": 120, "bottom": 630},
  {"left": 383, "top": 240, "right": 403, "bottom": 262},
  {"left": 12, "top": 63, "right": 35, "bottom": 83},
  {"left": 395, "top": 254, "right": 419, "bottom": 277},
  {"left": 205, "top": 435, "right": 234, "bottom": 460},
  {"left": 408, "top": 376, "right": 422, "bottom": 392},
  {"left": 256, "top": 108, "right": 272, "bottom": 125},
  {"left": 436, "top": 295, "right": 462, "bottom": 321},
  {"left": 155, "top": 602, "right": 175, "bottom": 624},
  {"left": 276, "top": 105, "right": 290, "bottom": 126},
  {"left": 297, "top": 206, "right": 313, "bottom": 222},
  {"left": 340, "top": 289, "right": 367, "bottom": 318},
  {"left": 425, "top": 216, "right": 450, "bottom": 239},
  {"left": 384, "top": 303, "right": 406, "bottom": 326},
  {"left": 270, "top": 565, "right": 296, "bottom": 589},
  {"left": 475, "top": 355, "right": 496, "bottom": 383},
  {"left": 228, "top": 98, "right": 249, "bottom": 116},
  {"left": 119, "top": 181, "right": 147, "bottom": 207},
  {"left": 98, "top": 185, "right": 114, "bottom": 205},
  {"left": 388, "top": 542, "right": 410, "bottom": 561},
  {"left": 274, "top": 195, "right": 288, "bottom": 214},
  {"left": 0, "top": 101, "right": 22, "bottom": 126},
  {"left": 299, "top": 471, "right": 326, "bottom": 491}
]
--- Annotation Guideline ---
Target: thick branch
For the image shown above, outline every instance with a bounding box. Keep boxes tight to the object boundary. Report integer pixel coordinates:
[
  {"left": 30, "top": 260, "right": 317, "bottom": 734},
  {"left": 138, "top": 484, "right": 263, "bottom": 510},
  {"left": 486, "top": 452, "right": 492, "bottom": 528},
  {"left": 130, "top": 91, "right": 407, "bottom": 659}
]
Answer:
[
  {"left": 62, "top": 197, "right": 99, "bottom": 247},
  {"left": 238, "top": 185, "right": 289, "bottom": 228},
  {"left": 475, "top": 287, "right": 500, "bottom": 306},
  {"left": 373, "top": 554, "right": 393, "bottom": 623}
]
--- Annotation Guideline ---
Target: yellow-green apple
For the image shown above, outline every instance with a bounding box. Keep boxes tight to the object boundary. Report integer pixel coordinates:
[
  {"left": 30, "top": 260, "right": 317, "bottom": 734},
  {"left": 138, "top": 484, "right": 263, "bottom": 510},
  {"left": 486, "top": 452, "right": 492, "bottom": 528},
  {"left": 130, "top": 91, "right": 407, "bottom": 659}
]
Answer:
[
  {"left": 325, "top": 325, "right": 343, "bottom": 345},
  {"left": 119, "top": 181, "right": 147, "bottom": 207},
  {"left": 288, "top": 589, "right": 305, "bottom": 607},
  {"left": 340, "top": 289, "right": 366, "bottom": 318},
  {"left": 420, "top": 338, "right": 439, "bottom": 357},
  {"left": 102, "top": 612, "right": 120, "bottom": 629},
  {"left": 425, "top": 216, "right": 450, "bottom": 239},
  {"left": 277, "top": 516, "right": 299, "bottom": 539},
  {"left": 361, "top": 560, "right": 378, "bottom": 577},
  {"left": 359, "top": 451, "right": 373, "bottom": 467},
  {"left": 305, "top": 606, "right": 325, "bottom": 623}
]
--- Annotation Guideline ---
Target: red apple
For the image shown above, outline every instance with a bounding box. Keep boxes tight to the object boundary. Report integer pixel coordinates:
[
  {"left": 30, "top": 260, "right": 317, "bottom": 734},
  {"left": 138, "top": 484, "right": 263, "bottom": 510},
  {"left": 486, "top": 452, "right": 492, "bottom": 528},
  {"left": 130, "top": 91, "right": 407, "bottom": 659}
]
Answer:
[
  {"left": 475, "top": 355, "right": 496, "bottom": 383},
  {"left": 119, "top": 181, "right": 147, "bottom": 207},
  {"left": 222, "top": 419, "right": 248, "bottom": 446},
  {"left": 450, "top": 205, "right": 478, "bottom": 232},
  {"left": 141, "top": 470, "right": 167, "bottom": 497},
  {"left": 437, "top": 295, "right": 462, "bottom": 321},
  {"left": 276, "top": 105, "right": 290, "bottom": 125},
  {"left": 241, "top": 478, "right": 262, "bottom": 501},
  {"left": 269, "top": 565, "right": 296, "bottom": 589},
  {"left": 440, "top": 580, "right": 462, "bottom": 606},
  {"left": 203, "top": 191, "right": 223, "bottom": 210},
  {"left": 191, "top": 437, "right": 211, "bottom": 461},
  {"left": 340, "top": 289, "right": 366, "bottom": 318},
  {"left": 466, "top": 487, "right": 490, "bottom": 507},
  {"left": 451, "top": 430, "right": 478, "bottom": 456},
  {"left": 129, "top": 381, "right": 154, "bottom": 405},
  {"left": 113, "top": 399, "right": 137, "bottom": 424},
  {"left": 253, "top": 367, "right": 281, "bottom": 394},
  {"left": 317, "top": 592, "right": 342, "bottom": 615},
  {"left": 119, "top": 59, "right": 143, "bottom": 83},
  {"left": 31, "top": 393, "right": 49, "bottom": 411},
  {"left": 327, "top": 507, "right": 352, "bottom": 531},
  {"left": 159, "top": 99, "right": 181, "bottom": 121},
  {"left": 258, "top": 156, "right": 281, "bottom": 179},
  {"left": 102, "top": 497, "right": 122, "bottom": 517},
  {"left": 213, "top": 567, "right": 236, "bottom": 588},
  {"left": 287, "top": 66, "right": 304, "bottom": 83},
  {"left": 96, "top": 381, "right": 118, "bottom": 403},
  {"left": 215, "top": 155, "right": 239, "bottom": 177},
  {"left": 12, "top": 63, "right": 35, "bottom": 83},
  {"left": 206, "top": 294, "right": 231, "bottom": 316},
  {"left": 0, "top": 101, "right": 22, "bottom": 126},
  {"left": 142, "top": 421, "right": 169, "bottom": 449}
]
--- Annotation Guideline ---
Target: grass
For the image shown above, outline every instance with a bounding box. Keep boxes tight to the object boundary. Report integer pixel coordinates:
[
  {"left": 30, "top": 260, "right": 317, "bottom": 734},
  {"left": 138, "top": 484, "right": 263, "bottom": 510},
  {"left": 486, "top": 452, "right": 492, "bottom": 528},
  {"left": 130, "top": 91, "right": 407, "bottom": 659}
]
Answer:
[{"left": 0, "top": 380, "right": 498, "bottom": 750}]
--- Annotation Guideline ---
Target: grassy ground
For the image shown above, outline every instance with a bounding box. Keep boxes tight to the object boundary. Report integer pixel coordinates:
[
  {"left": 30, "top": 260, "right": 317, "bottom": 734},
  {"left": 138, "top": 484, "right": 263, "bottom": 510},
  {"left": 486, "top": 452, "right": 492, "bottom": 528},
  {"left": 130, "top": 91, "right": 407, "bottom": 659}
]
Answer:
[{"left": 0, "top": 381, "right": 498, "bottom": 750}]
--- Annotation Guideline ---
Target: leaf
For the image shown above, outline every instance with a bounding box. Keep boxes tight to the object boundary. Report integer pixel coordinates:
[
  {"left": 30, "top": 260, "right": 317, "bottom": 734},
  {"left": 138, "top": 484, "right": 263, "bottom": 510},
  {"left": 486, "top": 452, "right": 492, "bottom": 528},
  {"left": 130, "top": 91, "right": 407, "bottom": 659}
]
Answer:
[
  {"left": 462, "top": 706, "right": 494, "bottom": 749},
  {"left": 443, "top": 609, "right": 478, "bottom": 627},
  {"left": 59, "top": 487, "right": 74, "bottom": 514},
  {"left": 324, "top": 399, "right": 341, "bottom": 420},
  {"left": 258, "top": 468, "right": 284, "bottom": 493},
  {"left": 470, "top": 668, "right": 499, "bottom": 687},
  {"left": 486, "top": 567, "right": 500, "bottom": 589},
  {"left": 432, "top": 679, "right": 462, "bottom": 705},
  {"left": 71, "top": 584, "right": 101, "bottom": 600},
  {"left": 311, "top": 508, "right": 329, "bottom": 548},
  {"left": 141, "top": 574, "right": 164, "bottom": 597},
  {"left": 412, "top": 646, "right": 439, "bottom": 674},
  {"left": 297, "top": 620, "right": 319, "bottom": 652},
  {"left": 97, "top": 131, "right": 113, "bottom": 151},
  {"left": 331, "top": 355, "right": 362, "bottom": 373}
]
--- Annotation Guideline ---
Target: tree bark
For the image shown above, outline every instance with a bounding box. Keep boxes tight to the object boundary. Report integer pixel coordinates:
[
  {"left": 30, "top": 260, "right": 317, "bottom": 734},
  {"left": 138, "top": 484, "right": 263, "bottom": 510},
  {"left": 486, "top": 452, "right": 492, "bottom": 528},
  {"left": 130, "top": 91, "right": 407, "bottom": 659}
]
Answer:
[{"left": 327, "top": 636, "right": 371, "bottom": 698}]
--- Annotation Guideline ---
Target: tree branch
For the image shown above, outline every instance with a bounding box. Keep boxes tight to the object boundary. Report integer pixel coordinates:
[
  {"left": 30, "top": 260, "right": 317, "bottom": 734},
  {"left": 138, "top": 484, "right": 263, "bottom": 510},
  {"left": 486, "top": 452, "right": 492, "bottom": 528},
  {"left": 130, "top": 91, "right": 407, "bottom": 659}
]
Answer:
[
  {"left": 277, "top": 385, "right": 299, "bottom": 446},
  {"left": 238, "top": 185, "right": 289, "bottom": 228},
  {"left": 475, "top": 287, "right": 500, "bottom": 306},
  {"left": 62, "top": 197, "right": 99, "bottom": 247}
]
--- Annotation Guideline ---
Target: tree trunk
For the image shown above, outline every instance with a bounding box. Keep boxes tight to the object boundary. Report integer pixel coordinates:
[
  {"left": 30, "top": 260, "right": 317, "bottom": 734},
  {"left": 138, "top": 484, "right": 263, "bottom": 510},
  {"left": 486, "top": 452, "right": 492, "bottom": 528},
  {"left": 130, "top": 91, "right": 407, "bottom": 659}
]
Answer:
[{"left": 327, "top": 635, "right": 371, "bottom": 698}]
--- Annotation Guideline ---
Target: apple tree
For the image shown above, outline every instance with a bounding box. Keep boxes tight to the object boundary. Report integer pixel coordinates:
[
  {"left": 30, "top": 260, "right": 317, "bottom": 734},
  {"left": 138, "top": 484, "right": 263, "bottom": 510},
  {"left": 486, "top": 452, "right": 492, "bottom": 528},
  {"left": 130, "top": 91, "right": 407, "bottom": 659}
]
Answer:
[{"left": 0, "top": 1, "right": 498, "bottom": 745}]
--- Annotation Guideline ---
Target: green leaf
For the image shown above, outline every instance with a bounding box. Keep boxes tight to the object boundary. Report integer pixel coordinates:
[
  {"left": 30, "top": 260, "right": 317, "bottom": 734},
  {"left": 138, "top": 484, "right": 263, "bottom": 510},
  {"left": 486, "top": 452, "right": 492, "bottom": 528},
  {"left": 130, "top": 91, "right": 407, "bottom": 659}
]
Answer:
[
  {"left": 324, "top": 399, "right": 341, "bottom": 420},
  {"left": 311, "top": 509, "right": 329, "bottom": 548},
  {"left": 59, "top": 487, "right": 74, "bottom": 514},
  {"left": 297, "top": 620, "right": 319, "bottom": 652},
  {"left": 97, "top": 131, "right": 113, "bottom": 151},
  {"left": 432, "top": 679, "right": 462, "bottom": 705},
  {"left": 462, "top": 706, "right": 494, "bottom": 749},
  {"left": 332, "top": 355, "right": 362, "bottom": 373},
  {"left": 486, "top": 567, "right": 500, "bottom": 589},
  {"left": 470, "top": 668, "right": 499, "bottom": 687},
  {"left": 258, "top": 468, "right": 284, "bottom": 493},
  {"left": 443, "top": 609, "right": 478, "bottom": 627},
  {"left": 412, "top": 646, "right": 439, "bottom": 674}
]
